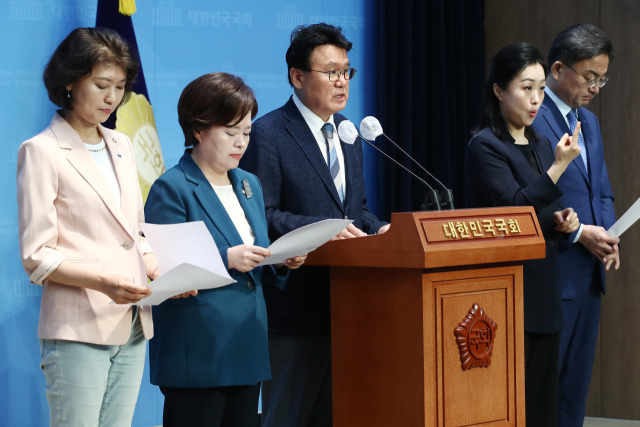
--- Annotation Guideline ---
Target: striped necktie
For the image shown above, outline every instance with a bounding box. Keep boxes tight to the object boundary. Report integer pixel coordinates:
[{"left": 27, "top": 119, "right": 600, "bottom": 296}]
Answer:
[
  {"left": 567, "top": 109, "right": 588, "bottom": 173},
  {"left": 321, "top": 123, "right": 344, "bottom": 202}
]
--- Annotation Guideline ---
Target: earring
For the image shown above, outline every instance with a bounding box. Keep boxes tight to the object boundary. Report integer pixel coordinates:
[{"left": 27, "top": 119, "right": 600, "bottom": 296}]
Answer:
[{"left": 67, "top": 90, "right": 70, "bottom": 98}]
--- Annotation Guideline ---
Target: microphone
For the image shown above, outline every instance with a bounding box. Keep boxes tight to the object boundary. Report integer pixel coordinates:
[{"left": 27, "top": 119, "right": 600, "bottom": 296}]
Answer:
[
  {"left": 360, "top": 117, "right": 454, "bottom": 210},
  {"left": 338, "top": 120, "right": 442, "bottom": 210}
]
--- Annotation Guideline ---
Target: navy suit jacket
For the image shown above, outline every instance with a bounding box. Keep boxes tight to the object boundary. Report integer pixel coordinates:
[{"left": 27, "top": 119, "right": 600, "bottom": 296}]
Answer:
[
  {"left": 145, "top": 151, "right": 286, "bottom": 388},
  {"left": 240, "top": 96, "right": 387, "bottom": 335},
  {"left": 532, "top": 96, "right": 616, "bottom": 298},
  {"left": 466, "top": 128, "right": 565, "bottom": 333}
]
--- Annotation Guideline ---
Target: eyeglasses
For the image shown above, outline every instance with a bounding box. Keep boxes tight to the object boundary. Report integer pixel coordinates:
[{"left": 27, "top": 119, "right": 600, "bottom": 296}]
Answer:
[
  {"left": 565, "top": 63, "right": 609, "bottom": 89},
  {"left": 311, "top": 68, "right": 357, "bottom": 82}
]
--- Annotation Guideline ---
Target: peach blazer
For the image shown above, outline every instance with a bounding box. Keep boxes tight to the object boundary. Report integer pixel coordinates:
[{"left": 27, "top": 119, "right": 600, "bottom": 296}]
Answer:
[{"left": 17, "top": 112, "right": 153, "bottom": 345}]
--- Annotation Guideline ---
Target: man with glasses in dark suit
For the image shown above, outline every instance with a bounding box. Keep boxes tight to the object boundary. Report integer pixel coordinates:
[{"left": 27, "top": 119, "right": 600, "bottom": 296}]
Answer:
[
  {"left": 241, "top": 23, "right": 389, "bottom": 427},
  {"left": 532, "top": 23, "right": 619, "bottom": 427}
]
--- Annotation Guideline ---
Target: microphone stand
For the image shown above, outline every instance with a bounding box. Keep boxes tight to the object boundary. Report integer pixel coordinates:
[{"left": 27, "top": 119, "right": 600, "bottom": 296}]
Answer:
[
  {"left": 379, "top": 134, "right": 455, "bottom": 210},
  {"left": 357, "top": 135, "right": 441, "bottom": 211}
]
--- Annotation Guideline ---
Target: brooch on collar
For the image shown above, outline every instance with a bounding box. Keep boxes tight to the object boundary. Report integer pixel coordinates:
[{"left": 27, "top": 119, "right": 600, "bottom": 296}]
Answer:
[{"left": 241, "top": 179, "right": 253, "bottom": 199}]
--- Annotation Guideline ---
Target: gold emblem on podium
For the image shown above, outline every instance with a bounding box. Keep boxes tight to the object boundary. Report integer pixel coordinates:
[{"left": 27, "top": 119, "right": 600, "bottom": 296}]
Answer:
[{"left": 454, "top": 303, "right": 498, "bottom": 371}]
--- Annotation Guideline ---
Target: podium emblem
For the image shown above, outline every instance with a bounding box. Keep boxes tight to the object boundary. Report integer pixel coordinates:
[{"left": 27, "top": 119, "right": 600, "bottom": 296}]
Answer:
[{"left": 454, "top": 303, "right": 498, "bottom": 371}]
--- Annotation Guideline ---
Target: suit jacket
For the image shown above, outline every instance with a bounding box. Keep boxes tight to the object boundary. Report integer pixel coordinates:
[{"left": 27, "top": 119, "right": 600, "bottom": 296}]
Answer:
[
  {"left": 532, "top": 96, "right": 616, "bottom": 298},
  {"left": 145, "top": 151, "right": 287, "bottom": 388},
  {"left": 466, "top": 127, "right": 565, "bottom": 333},
  {"left": 239, "top": 96, "right": 387, "bottom": 335},
  {"left": 17, "top": 112, "right": 153, "bottom": 345}
]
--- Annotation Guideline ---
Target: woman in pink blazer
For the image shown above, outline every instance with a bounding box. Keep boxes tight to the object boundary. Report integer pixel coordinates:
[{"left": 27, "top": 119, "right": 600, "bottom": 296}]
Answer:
[{"left": 17, "top": 28, "right": 163, "bottom": 427}]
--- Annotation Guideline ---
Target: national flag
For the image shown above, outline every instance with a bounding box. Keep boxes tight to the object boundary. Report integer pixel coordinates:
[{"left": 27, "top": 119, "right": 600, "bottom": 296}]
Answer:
[{"left": 96, "top": 0, "right": 165, "bottom": 202}]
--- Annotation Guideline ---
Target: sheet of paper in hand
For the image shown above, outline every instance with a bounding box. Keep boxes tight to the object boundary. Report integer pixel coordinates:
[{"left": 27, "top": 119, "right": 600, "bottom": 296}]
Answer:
[
  {"left": 129, "top": 221, "right": 236, "bottom": 305},
  {"left": 258, "top": 219, "right": 353, "bottom": 266},
  {"left": 608, "top": 195, "right": 640, "bottom": 238}
]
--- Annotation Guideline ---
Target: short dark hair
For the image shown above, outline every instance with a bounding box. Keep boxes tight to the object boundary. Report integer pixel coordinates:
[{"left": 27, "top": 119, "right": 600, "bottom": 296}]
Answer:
[
  {"left": 548, "top": 23, "right": 614, "bottom": 67},
  {"left": 43, "top": 27, "right": 139, "bottom": 110},
  {"left": 286, "top": 23, "right": 353, "bottom": 86},
  {"left": 178, "top": 73, "right": 258, "bottom": 147},
  {"left": 474, "top": 43, "right": 548, "bottom": 142}
]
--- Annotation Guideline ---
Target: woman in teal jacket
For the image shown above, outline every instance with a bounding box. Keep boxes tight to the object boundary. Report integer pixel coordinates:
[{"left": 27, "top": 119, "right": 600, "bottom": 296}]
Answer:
[{"left": 145, "top": 73, "right": 306, "bottom": 427}]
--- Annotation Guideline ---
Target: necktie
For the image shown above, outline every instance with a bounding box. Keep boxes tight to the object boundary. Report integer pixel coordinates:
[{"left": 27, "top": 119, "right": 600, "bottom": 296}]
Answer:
[
  {"left": 567, "top": 109, "right": 588, "bottom": 173},
  {"left": 321, "top": 123, "right": 344, "bottom": 202}
]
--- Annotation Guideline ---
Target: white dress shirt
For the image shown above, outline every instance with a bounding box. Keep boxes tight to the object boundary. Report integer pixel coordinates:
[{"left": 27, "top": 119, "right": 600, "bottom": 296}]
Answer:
[
  {"left": 543, "top": 87, "right": 584, "bottom": 243},
  {"left": 292, "top": 93, "right": 347, "bottom": 197},
  {"left": 210, "top": 183, "right": 256, "bottom": 245},
  {"left": 544, "top": 87, "right": 585, "bottom": 141}
]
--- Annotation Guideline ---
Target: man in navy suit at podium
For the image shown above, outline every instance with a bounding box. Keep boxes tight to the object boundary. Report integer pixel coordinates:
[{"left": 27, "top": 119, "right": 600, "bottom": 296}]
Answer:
[
  {"left": 531, "top": 24, "right": 619, "bottom": 427},
  {"left": 240, "top": 23, "right": 389, "bottom": 427}
]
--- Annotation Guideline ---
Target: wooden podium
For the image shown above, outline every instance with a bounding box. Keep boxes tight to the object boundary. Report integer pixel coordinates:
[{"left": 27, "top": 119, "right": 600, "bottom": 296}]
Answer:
[{"left": 305, "top": 207, "right": 546, "bottom": 427}]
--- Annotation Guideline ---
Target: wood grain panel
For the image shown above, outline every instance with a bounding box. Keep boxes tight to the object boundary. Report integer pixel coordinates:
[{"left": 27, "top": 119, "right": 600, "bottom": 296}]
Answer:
[
  {"left": 485, "top": 0, "right": 640, "bottom": 420},
  {"left": 427, "top": 266, "right": 525, "bottom": 427},
  {"left": 441, "top": 288, "right": 509, "bottom": 426},
  {"left": 331, "top": 267, "right": 426, "bottom": 427},
  {"left": 598, "top": 0, "right": 640, "bottom": 420},
  {"left": 306, "top": 208, "right": 545, "bottom": 270}
]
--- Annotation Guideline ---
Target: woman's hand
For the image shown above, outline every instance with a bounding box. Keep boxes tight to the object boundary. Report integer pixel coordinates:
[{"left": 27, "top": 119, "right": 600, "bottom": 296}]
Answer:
[
  {"left": 548, "top": 122, "right": 581, "bottom": 183},
  {"left": 554, "top": 207, "right": 580, "bottom": 233},
  {"left": 227, "top": 244, "right": 272, "bottom": 273},
  {"left": 143, "top": 253, "right": 161, "bottom": 281},
  {"left": 284, "top": 255, "right": 307, "bottom": 270},
  {"left": 171, "top": 290, "right": 199, "bottom": 299},
  {"left": 97, "top": 274, "right": 152, "bottom": 304}
]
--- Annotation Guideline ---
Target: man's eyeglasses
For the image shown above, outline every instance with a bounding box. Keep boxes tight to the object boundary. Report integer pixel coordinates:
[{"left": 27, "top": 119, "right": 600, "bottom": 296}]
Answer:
[
  {"left": 311, "top": 68, "right": 357, "bottom": 82},
  {"left": 565, "top": 63, "right": 609, "bottom": 89}
]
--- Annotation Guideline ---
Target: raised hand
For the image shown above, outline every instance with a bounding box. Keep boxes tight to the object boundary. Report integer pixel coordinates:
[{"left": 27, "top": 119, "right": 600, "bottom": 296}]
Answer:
[
  {"left": 547, "top": 122, "right": 582, "bottom": 184},
  {"left": 555, "top": 121, "right": 582, "bottom": 168}
]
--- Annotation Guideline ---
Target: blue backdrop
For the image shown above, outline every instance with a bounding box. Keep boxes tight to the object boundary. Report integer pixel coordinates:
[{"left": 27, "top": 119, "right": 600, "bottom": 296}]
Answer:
[{"left": 0, "top": 1, "right": 376, "bottom": 426}]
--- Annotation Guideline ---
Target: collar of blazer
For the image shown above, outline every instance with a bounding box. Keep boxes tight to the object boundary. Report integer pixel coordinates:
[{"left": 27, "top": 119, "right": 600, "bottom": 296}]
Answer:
[
  {"left": 282, "top": 96, "right": 351, "bottom": 212},
  {"left": 179, "top": 151, "right": 268, "bottom": 275},
  {"left": 540, "top": 97, "right": 591, "bottom": 184},
  {"left": 49, "top": 112, "right": 135, "bottom": 239},
  {"left": 503, "top": 131, "right": 547, "bottom": 177}
]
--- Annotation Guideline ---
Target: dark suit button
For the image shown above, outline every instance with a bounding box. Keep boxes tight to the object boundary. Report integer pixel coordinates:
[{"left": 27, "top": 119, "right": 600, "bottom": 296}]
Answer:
[
  {"left": 548, "top": 240, "right": 555, "bottom": 247},
  {"left": 591, "top": 194, "right": 594, "bottom": 200},
  {"left": 247, "top": 281, "right": 255, "bottom": 290}
]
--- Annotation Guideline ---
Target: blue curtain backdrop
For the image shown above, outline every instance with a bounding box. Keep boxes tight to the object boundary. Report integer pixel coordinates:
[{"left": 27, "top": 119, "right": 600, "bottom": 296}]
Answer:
[{"left": 0, "top": 1, "right": 376, "bottom": 426}]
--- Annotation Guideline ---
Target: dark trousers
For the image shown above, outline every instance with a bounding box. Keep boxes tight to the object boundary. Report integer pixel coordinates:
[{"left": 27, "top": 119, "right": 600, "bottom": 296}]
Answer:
[
  {"left": 524, "top": 331, "right": 560, "bottom": 427},
  {"left": 558, "top": 276, "right": 602, "bottom": 427},
  {"left": 261, "top": 334, "right": 332, "bottom": 427},
  {"left": 160, "top": 384, "right": 260, "bottom": 427}
]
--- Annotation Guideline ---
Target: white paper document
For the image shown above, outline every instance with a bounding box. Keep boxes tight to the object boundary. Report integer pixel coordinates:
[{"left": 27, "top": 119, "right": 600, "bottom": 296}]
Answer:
[
  {"left": 608, "top": 196, "right": 640, "bottom": 238},
  {"left": 258, "top": 219, "right": 353, "bottom": 266},
  {"left": 133, "top": 221, "right": 236, "bottom": 305}
]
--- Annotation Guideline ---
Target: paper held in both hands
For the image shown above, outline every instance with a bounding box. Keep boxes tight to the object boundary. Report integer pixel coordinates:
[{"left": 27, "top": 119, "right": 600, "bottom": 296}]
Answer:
[
  {"left": 131, "top": 219, "right": 353, "bottom": 305},
  {"left": 608, "top": 195, "right": 640, "bottom": 238}
]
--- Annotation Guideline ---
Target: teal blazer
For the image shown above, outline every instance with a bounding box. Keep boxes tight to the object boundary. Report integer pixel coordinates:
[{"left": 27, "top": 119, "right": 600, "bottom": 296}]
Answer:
[{"left": 145, "top": 150, "right": 287, "bottom": 388}]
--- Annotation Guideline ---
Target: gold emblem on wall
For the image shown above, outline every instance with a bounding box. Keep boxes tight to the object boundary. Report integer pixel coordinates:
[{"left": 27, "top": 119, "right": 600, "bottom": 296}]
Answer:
[
  {"left": 115, "top": 92, "right": 166, "bottom": 203},
  {"left": 454, "top": 303, "right": 498, "bottom": 371}
]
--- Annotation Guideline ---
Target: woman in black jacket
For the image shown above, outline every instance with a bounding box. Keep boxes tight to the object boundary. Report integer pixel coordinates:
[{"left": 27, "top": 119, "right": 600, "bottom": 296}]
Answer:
[{"left": 466, "top": 43, "right": 581, "bottom": 427}]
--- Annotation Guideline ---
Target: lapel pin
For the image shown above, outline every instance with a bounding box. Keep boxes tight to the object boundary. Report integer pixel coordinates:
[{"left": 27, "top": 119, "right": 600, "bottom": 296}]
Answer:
[
  {"left": 112, "top": 138, "right": 118, "bottom": 144},
  {"left": 117, "top": 154, "right": 122, "bottom": 158},
  {"left": 241, "top": 179, "right": 253, "bottom": 199}
]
